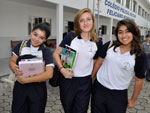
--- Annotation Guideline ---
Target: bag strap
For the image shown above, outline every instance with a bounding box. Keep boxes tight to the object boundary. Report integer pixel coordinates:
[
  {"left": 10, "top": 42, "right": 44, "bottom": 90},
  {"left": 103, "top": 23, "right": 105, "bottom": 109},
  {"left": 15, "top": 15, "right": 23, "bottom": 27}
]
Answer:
[{"left": 19, "top": 40, "right": 27, "bottom": 56}]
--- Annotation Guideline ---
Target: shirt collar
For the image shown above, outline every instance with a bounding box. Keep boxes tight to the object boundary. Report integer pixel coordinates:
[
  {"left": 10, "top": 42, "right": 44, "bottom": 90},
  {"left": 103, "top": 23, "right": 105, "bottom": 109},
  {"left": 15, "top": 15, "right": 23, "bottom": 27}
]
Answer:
[
  {"left": 77, "top": 35, "right": 82, "bottom": 39},
  {"left": 26, "top": 40, "right": 46, "bottom": 51},
  {"left": 77, "top": 35, "right": 92, "bottom": 41}
]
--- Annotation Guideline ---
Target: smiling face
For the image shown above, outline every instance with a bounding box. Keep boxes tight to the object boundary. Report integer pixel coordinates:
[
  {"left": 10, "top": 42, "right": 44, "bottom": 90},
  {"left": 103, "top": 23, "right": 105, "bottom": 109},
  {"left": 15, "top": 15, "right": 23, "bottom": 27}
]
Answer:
[
  {"left": 117, "top": 25, "right": 133, "bottom": 47},
  {"left": 30, "top": 29, "right": 46, "bottom": 48},
  {"left": 79, "top": 12, "right": 93, "bottom": 33},
  {"left": 114, "top": 19, "right": 143, "bottom": 55}
]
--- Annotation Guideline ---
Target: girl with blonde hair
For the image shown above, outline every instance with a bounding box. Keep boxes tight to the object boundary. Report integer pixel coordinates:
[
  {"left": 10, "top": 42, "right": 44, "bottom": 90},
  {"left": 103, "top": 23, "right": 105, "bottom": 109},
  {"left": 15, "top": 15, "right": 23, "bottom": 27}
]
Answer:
[{"left": 53, "top": 8, "right": 102, "bottom": 113}]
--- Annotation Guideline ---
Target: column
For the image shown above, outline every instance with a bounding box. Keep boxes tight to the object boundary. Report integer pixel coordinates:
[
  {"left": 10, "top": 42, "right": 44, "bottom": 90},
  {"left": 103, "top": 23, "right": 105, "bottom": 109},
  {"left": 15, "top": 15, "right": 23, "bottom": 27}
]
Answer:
[
  {"left": 108, "top": 18, "right": 113, "bottom": 41},
  {"left": 87, "top": 0, "right": 94, "bottom": 11},
  {"left": 56, "top": 3, "right": 63, "bottom": 47},
  {"left": 123, "top": 0, "right": 126, "bottom": 7},
  {"left": 93, "top": 0, "right": 96, "bottom": 15},
  {"left": 97, "top": 0, "right": 100, "bottom": 34}
]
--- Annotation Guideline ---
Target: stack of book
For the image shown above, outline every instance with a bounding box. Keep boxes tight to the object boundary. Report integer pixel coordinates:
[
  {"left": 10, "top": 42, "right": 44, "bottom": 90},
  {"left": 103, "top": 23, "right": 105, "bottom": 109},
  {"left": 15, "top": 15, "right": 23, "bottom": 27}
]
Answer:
[{"left": 19, "top": 58, "right": 45, "bottom": 77}]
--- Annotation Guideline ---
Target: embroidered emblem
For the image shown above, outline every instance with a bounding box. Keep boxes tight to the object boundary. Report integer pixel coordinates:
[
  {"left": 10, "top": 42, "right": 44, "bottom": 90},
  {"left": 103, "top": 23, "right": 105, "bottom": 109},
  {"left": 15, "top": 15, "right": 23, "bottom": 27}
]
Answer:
[{"left": 123, "top": 62, "right": 130, "bottom": 71}]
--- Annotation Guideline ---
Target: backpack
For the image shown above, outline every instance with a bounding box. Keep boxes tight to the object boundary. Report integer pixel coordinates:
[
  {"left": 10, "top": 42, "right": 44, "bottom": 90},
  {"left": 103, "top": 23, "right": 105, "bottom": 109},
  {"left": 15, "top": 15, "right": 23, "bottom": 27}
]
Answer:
[
  {"left": 3, "top": 40, "right": 30, "bottom": 88},
  {"left": 16, "top": 40, "right": 37, "bottom": 65},
  {"left": 19, "top": 40, "right": 28, "bottom": 55},
  {"left": 4, "top": 40, "right": 37, "bottom": 88}
]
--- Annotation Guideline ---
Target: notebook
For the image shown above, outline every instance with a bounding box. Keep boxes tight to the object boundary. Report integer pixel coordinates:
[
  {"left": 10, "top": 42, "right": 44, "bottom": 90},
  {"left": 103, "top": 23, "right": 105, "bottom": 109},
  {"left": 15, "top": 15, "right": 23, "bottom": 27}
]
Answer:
[
  {"left": 61, "top": 45, "right": 77, "bottom": 69},
  {"left": 19, "top": 59, "right": 45, "bottom": 77}
]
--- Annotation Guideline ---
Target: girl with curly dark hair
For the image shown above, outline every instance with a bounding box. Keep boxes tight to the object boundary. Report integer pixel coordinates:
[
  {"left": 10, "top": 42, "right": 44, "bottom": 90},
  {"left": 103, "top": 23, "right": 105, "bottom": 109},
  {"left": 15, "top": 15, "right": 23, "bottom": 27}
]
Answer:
[{"left": 91, "top": 19, "right": 147, "bottom": 113}]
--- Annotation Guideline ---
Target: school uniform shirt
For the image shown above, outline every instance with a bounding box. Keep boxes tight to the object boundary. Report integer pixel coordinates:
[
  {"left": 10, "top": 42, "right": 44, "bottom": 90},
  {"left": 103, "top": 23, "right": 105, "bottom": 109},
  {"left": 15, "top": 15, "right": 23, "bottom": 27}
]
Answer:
[
  {"left": 59, "top": 32, "right": 102, "bottom": 77},
  {"left": 97, "top": 41, "right": 147, "bottom": 90},
  {"left": 12, "top": 40, "right": 54, "bottom": 67}
]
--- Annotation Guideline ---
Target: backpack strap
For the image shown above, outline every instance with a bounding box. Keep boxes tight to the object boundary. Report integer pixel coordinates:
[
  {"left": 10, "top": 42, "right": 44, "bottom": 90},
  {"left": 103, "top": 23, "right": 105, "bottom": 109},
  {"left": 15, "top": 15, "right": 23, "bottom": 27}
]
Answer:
[{"left": 19, "top": 40, "right": 27, "bottom": 56}]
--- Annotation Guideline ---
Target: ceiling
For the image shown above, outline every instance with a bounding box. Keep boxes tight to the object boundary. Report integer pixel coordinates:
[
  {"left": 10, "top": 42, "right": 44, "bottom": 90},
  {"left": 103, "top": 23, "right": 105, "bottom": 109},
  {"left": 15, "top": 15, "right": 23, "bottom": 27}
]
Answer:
[{"left": 3, "top": 0, "right": 56, "bottom": 9}]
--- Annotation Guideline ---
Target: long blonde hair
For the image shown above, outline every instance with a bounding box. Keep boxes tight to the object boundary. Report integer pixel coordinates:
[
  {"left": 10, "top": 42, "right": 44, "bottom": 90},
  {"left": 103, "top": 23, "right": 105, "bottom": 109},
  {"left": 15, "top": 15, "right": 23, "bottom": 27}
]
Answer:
[{"left": 74, "top": 8, "right": 98, "bottom": 42}]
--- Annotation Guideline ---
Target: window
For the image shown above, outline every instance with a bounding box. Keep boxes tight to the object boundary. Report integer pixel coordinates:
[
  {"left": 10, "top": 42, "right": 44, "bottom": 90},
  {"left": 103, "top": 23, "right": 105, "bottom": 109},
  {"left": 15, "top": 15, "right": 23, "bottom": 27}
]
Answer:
[
  {"left": 138, "top": 6, "right": 141, "bottom": 15},
  {"left": 28, "top": 17, "right": 51, "bottom": 35},
  {"left": 145, "top": 12, "right": 147, "bottom": 19},
  {"left": 101, "top": 25, "right": 107, "bottom": 35},
  {"left": 126, "top": 0, "right": 130, "bottom": 9},
  {"left": 133, "top": 0, "right": 137, "bottom": 12},
  {"left": 112, "top": 26, "right": 115, "bottom": 34},
  {"left": 116, "top": 0, "right": 121, "bottom": 4},
  {"left": 68, "top": 21, "right": 74, "bottom": 32},
  {"left": 146, "top": 12, "right": 150, "bottom": 20},
  {"left": 148, "top": 14, "right": 150, "bottom": 22},
  {"left": 142, "top": 9, "right": 145, "bottom": 17}
]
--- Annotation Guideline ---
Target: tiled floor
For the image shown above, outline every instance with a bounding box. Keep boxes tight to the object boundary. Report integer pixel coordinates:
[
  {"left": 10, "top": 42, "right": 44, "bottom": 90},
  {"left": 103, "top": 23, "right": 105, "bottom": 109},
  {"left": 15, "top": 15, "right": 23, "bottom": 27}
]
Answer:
[{"left": 0, "top": 57, "right": 150, "bottom": 113}]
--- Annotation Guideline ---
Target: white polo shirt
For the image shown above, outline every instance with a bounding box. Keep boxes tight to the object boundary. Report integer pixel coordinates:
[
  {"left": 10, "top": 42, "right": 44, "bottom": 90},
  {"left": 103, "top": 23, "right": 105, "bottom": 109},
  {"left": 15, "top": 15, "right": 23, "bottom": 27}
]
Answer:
[
  {"left": 97, "top": 41, "right": 146, "bottom": 90},
  {"left": 59, "top": 32, "right": 102, "bottom": 77}
]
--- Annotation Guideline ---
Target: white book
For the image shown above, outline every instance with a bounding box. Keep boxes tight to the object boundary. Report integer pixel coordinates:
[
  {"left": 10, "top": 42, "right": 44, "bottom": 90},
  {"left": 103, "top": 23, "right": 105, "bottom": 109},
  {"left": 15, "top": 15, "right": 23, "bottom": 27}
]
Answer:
[{"left": 19, "top": 59, "right": 45, "bottom": 77}]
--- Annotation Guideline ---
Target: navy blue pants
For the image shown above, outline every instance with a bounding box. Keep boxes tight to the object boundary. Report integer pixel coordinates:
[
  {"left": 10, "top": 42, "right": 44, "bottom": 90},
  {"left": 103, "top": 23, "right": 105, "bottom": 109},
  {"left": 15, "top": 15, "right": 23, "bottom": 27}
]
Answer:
[
  {"left": 12, "top": 81, "right": 47, "bottom": 113},
  {"left": 91, "top": 79, "right": 128, "bottom": 113},
  {"left": 59, "top": 75, "right": 92, "bottom": 113}
]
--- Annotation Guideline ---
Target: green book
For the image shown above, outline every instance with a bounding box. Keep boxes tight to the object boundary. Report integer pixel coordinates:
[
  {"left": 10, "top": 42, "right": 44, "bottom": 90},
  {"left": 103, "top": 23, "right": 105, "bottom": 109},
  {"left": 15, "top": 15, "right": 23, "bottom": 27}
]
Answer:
[{"left": 61, "top": 45, "right": 77, "bottom": 69}]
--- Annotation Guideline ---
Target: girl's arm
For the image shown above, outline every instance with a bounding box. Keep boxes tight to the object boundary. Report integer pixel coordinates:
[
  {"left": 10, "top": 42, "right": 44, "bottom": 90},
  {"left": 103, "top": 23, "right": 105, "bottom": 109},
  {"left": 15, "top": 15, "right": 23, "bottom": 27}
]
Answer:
[
  {"left": 9, "top": 54, "right": 18, "bottom": 73},
  {"left": 53, "top": 47, "right": 73, "bottom": 79},
  {"left": 17, "top": 66, "right": 54, "bottom": 83},
  {"left": 128, "top": 77, "right": 144, "bottom": 108},
  {"left": 91, "top": 57, "right": 104, "bottom": 79},
  {"left": 9, "top": 54, "right": 23, "bottom": 76},
  {"left": 53, "top": 47, "right": 63, "bottom": 69}
]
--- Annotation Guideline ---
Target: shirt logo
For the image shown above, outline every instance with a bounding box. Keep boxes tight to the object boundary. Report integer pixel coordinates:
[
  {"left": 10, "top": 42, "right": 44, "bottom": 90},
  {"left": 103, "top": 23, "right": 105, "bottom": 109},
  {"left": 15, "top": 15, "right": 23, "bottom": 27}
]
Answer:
[
  {"left": 123, "top": 62, "right": 130, "bottom": 71},
  {"left": 88, "top": 44, "right": 94, "bottom": 52}
]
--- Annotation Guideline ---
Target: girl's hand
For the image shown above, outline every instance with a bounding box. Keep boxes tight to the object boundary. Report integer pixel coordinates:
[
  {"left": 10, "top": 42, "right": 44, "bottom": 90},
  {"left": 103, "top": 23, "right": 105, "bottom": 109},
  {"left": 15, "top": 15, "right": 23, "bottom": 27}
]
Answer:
[
  {"left": 60, "top": 68, "right": 74, "bottom": 79},
  {"left": 14, "top": 64, "right": 26, "bottom": 84},
  {"left": 14, "top": 65, "right": 23, "bottom": 76},
  {"left": 128, "top": 98, "right": 136, "bottom": 109},
  {"left": 92, "top": 77, "right": 95, "bottom": 84},
  {"left": 17, "top": 76, "right": 27, "bottom": 84}
]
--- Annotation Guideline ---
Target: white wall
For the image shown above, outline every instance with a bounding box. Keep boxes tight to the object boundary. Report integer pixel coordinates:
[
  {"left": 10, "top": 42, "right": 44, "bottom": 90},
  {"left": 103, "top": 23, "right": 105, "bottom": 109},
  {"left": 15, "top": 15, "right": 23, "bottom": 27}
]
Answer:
[
  {"left": 0, "top": 0, "right": 56, "bottom": 58},
  {"left": 94, "top": 0, "right": 150, "bottom": 43},
  {"left": 96, "top": 0, "right": 150, "bottom": 28},
  {"left": 0, "top": 0, "right": 150, "bottom": 58}
]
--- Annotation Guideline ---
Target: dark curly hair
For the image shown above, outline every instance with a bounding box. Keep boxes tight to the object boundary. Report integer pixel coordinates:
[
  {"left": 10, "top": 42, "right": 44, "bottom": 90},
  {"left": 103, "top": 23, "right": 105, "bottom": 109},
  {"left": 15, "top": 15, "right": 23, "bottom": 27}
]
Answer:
[
  {"left": 32, "top": 23, "right": 50, "bottom": 39},
  {"left": 113, "top": 19, "right": 143, "bottom": 56}
]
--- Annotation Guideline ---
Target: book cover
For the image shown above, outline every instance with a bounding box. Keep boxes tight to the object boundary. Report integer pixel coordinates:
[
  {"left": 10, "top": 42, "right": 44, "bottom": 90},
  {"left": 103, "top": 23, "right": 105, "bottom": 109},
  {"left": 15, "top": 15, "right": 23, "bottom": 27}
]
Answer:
[
  {"left": 19, "top": 59, "right": 45, "bottom": 77},
  {"left": 61, "top": 45, "right": 77, "bottom": 69}
]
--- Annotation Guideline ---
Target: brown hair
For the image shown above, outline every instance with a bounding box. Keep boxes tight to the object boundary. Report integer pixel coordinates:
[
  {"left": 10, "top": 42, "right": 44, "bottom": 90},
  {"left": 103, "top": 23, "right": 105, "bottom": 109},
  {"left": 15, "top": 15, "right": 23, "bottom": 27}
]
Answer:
[
  {"left": 114, "top": 19, "right": 143, "bottom": 56},
  {"left": 74, "top": 8, "right": 98, "bottom": 42}
]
